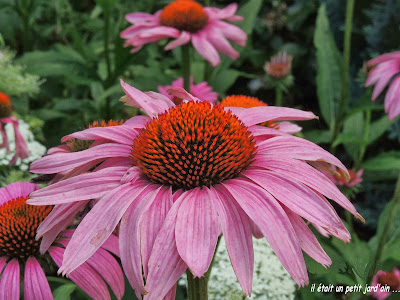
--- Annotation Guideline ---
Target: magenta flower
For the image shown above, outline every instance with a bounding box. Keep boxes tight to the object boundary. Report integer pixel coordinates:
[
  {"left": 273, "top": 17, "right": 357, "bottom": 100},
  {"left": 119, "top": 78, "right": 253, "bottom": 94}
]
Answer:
[
  {"left": 0, "top": 182, "right": 124, "bottom": 300},
  {"left": 120, "top": 0, "right": 246, "bottom": 66},
  {"left": 158, "top": 76, "right": 218, "bottom": 105},
  {"left": 28, "top": 80, "right": 363, "bottom": 299},
  {"left": 0, "top": 92, "right": 29, "bottom": 165},
  {"left": 371, "top": 267, "right": 400, "bottom": 300},
  {"left": 365, "top": 51, "right": 400, "bottom": 120},
  {"left": 325, "top": 167, "right": 364, "bottom": 187}
]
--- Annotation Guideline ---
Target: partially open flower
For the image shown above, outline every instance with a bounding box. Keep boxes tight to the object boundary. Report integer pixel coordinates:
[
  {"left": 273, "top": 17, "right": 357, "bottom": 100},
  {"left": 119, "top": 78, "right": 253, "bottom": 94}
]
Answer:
[
  {"left": 0, "top": 182, "right": 124, "bottom": 300},
  {"left": 365, "top": 51, "right": 400, "bottom": 120},
  {"left": 158, "top": 77, "right": 218, "bottom": 105},
  {"left": 0, "top": 92, "right": 29, "bottom": 165},
  {"left": 326, "top": 167, "right": 364, "bottom": 188},
  {"left": 220, "top": 95, "right": 301, "bottom": 133},
  {"left": 371, "top": 267, "right": 400, "bottom": 300},
  {"left": 120, "top": 0, "right": 246, "bottom": 66},
  {"left": 264, "top": 52, "right": 293, "bottom": 80}
]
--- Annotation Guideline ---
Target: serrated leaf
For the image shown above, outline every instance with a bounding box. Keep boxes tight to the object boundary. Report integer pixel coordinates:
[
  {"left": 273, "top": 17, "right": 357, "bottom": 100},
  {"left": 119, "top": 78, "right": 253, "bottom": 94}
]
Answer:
[
  {"left": 314, "top": 5, "right": 342, "bottom": 128},
  {"left": 362, "top": 151, "right": 400, "bottom": 171}
]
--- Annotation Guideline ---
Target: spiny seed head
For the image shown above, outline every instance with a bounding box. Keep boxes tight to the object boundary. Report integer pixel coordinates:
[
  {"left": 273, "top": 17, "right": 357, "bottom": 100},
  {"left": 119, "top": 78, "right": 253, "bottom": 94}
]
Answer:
[
  {"left": 0, "top": 197, "right": 52, "bottom": 260},
  {"left": 160, "top": 0, "right": 209, "bottom": 33},
  {"left": 132, "top": 101, "right": 256, "bottom": 190},
  {"left": 0, "top": 92, "right": 12, "bottom": 118}
]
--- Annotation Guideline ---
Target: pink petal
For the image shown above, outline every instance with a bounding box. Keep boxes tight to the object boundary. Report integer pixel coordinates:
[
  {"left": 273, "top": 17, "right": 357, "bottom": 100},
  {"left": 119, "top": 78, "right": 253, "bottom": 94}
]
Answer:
[
  {"left": 0, "top": 258, "right": 20, "bottom": 300},
  {"left": 220, "top": 179, "right": 308, "bottom": 287},
  {"left": 49, "top": 246, "right": 111, "bottom": 300},
  {"left": 205, "top": 3, "right": 239, "bottom": 20},
  {"left": 249, "top": 220, "right": 263, "bottom": 239},
  {"left": 119, "top": 184, "right": 163, "bottom": 296},
  {"left": 206, "top": 28, "right": 239, "bottom": 59},
  {"left": 145, "top": 196, "right": 187, "bottom": 300},
  {"left": 0, "top": 256, "right": 7, "bottom": 274},
  {"left": 284, "top": 208, "right": 332, "bottom": 268},
  {"left": 166, "top": 87, "right": 200, "bottom": 102},
  {"left": 120, "top": 79, "right": 175, "bottom": 117},
  {"left": 165, "top": 31, "right": 191, "bottom": 50},
  {"left": 192, "top": 34, "right": 220, "bottom": 67},
  {"left": 211, "top": 186, "right": 253, "bottom": 295},
  {"left": 24, "top": 257, "right": 53, "bottom": 300},
  {"left": 123, "top": 115, "right": 151, "bottom": 127},
  {"left": 367, "top": 51, "right": 400, "bottom": 66},
  {"left": 30, "top": 143, "right": 131, "bottom": 174},
  {"left": 175, "top": 188, "right": 219, "bottom": 277},
  {"left": 212, "top": 20, "right": 246, "bottom": 46},
  {"left": 0, "top": 181, "right": 39, "bottom": 206},
  {"left": 277, "top": 121, "right": 302, "bottom": 134},
  {"left": 234, "top": 106, "right": 317, "bottom": 126},
  {"left": 386, "top": 75, "right": 400, "bottom": 120},
  {"left": 87, "top": 248, "right": 125, "bottom": 300},
  {"left": 243, "top": 168, "right": 345, "bottom": 233},
  {"left": 141, "top": 186, "right": 173, "bottom": 277},
  {"left": 27, "top": 166, "right": 129, "bottom": 205},
  {"left": 59, "top": 181, "right": 149, "bottom": 275}
]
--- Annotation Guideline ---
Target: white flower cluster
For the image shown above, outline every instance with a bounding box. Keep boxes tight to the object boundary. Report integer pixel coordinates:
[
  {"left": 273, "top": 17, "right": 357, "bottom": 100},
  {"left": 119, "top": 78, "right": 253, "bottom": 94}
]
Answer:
[
  {"left": 179, "top": 237, "right": 296, "bottom": 300},
  {"left": 0, "top": 119, "right": 46, "bottom": 170}
]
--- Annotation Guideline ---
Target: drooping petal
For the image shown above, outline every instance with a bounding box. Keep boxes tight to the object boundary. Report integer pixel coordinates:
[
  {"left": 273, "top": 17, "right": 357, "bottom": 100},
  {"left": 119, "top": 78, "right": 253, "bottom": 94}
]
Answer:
[
  {"left": 206, "top": 28, "right": 239, "bottom": 60},
  {"left": 165, "top": 31, "right": 191, "bottom": 50},
  {"left": 220, "top": 179, "right": 308, "bottom": 287},
  {"left": 145, "top": 196, "right": 187, "bottom": 300},
  {"left": 284, "top": 208, "right": 332, "bottom": 268},
  {"left": 166, "top": 87, "right": 201, "bottom": 102},
  {"left": 385, "top": 75, "right": 400, "bottom": 120},
  {"left": 49, "top": 246, "right": 111, "bottom": 300},
  {"left": 28, "top": 167, "right": 129, "bottom": 205},
  {"left": 24, "top": 257, "right": 53, "bottom": 300},
  {"left": 192, "top": 34, "right": 220, "bottom": 67},
  {"left": 277, "top": 121, "right": 302, "bottom": 134},
  {"left": 30, "top": 143, "right": 131, "bottom": 174},
  {"left": 59, "top": 181, "right": 149, "bottom": 275},
  {"left": 0, "top": 258, "right": 20, "bottom": 300},
  {"left": 211, "top": 186, "right": 253, "bottom": 295},
  {"left": 175, "top": 188, "right": 219, "bottom": 277},
  {"left": 367, "top": 51, "right": 400, "bottom": 66},
  {"left": 119, "top": 184, "right": 163, "bottom": 296}
]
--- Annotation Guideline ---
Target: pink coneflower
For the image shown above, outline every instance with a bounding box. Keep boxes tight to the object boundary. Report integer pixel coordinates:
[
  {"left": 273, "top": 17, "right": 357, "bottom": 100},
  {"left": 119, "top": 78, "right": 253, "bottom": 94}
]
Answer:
[
  {"left": 371, "top": 267, "right": 400, "bottom": 300},
  {"left": 120, "top": 0, "right": 246, "bottom": 66},
  {"left": 365, "top": 51, "right": 400, "bottom": 120},
  {"left": 0, "top": 182, "right": 124, "bottom": 300},
  {"left": 0, "top": 92, "right": 29, "bottom": 165},
  {"left": 158, "top": 77, "right": 218, "bottom": 105},
  {"left": 324, "top": 167, "right": 364, "bottom": 188},
  {"left": 220, "top": 95, "right": 301, "bottom": 133},
  {"left": 264, "top": 51, "right": 293, "bottom": 80},
  {"left": 29, "top": 81, "right": 363, "bottom": 299}
]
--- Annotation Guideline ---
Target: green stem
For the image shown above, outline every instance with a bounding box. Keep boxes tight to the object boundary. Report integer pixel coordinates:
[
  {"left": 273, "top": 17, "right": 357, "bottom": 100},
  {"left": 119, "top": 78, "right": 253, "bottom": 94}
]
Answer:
[
  {"left": 275, "top": 85, "right": 283, "bottom": 106},
  {"left": 182, "top": 44, "right": 191, "bottom": 92},
  {"left": 366, "top": 174, "right": 400, "bottom": 284},
  {"left": 330, "top": 0, "right": 355, "bottom": 153},
  {"left": 103, "top": 8, "right": 112, "bottom": 119},
  {"left": 356, "top": 108, "right": 371, "bottom": 168},
  {"left": 186, "top": 270, "right": 208, "bottom": 300}
]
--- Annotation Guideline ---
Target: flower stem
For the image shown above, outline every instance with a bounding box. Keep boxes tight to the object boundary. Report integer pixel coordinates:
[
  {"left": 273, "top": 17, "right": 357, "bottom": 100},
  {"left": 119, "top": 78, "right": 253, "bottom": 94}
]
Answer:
[
  {"left": 103, "top": 7, "right": 112, "bottom": 119},
  {"left": 356, "top": 108, "right": 371, "bottom": 168},
  {"left": 182, "top": 44, "right": 191, "bottom": 92},
  {"left": 366, "top": 174, "right": 400, "bottom": 284},
  {"left": 275, "top": 85, "right": 283, "bottom": 106},
  {"left": 330, "top": 0, "right": 355, "bottom": 153},
  {"left": 186, "top": 270, "right": 208, "bottom": 300}
]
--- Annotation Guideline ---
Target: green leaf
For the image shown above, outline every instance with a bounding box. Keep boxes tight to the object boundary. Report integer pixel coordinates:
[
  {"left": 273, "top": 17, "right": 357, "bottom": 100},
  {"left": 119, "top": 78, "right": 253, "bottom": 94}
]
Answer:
[
  {"left": 333, "top": 133, "right": 364, "bottom": 147},
  {"left": 303, "top": 130, "right": 331, "bottom": 144},
  {"left": 314, "top": 5, "right": 342, "bottom": 128},
  {"left": 212, "top": 69, "right": 241, "bottom": 95},
  {"left": 341, "top": 112, "right": 364, "bottom": 160},
  {"left": 53, "top": 284, "right": 77, "bottom": 300},
  {"left": 237, "top": 0, "right": 263, "bottom": 35},
  {"left": 362, "top": 151, "right": 400, "bottom": 171},
  {"left": 368, "top": 115, "right": 392, "bottom": 144}
]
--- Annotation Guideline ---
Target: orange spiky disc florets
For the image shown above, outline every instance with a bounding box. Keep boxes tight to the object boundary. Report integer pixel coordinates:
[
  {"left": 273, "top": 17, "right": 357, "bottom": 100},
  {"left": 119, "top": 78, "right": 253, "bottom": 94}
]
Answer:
[
  {"left": 160, "top": 0, "right": 209, "bottom": 33},
  {"left": 0, "top": 92, "right": 12, "bottom": 118},
  {"left": 220, "top": 95, "right": 279, "bottom": 129},
  {"left": 132, "top": 101, "right": 256, "bottom": 190},
  {"left": 0, "top": 197, "right": 52, "bottom": 259}
]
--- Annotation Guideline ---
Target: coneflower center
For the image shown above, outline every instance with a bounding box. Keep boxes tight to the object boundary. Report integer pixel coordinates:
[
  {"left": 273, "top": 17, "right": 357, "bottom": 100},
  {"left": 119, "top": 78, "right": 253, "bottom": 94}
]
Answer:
[
  {"left": 132, "top": 101, "right": 256, "bottom": 190},
  {"left": 160, "top": 0, "right": 209, "bottom": 33},
  {"left": 0, "top": 197, "right": 52, "bottom": 259},
  {"left": 0, "top": 92, "right": 12, "bottom": 118},
  {"left": 377, "top": 272, "right": 400, "bottom": 291}
]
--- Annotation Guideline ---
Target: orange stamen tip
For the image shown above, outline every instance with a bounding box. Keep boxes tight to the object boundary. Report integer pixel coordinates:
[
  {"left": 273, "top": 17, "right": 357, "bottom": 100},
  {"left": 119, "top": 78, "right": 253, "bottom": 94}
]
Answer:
[{"left": 160, "top": 0, "right": 208, "bottom": 33}]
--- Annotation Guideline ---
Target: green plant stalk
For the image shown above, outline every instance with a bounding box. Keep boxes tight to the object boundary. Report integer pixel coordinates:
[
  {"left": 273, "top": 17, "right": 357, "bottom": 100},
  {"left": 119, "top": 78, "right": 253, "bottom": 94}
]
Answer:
[
  {"left": 356, "top": 108, "right": 371, "bottom": 168},
  {"left": 275, "top": 85, "right": 283, "bottom": 106},
  {"left": 182, "top": 44, "right": 191, "bottom": 92},
  {"left": 103, "top": 8, "right": 112, "bottom": 119},
  {"left": 330, "top": 0, "right": 355, "bottom": 153},
  {"left": 366, "top": 174, "right": 400, "bottom": 284},
  {"left": 186, "top": 270, "right": 208, "bottom": 300}
]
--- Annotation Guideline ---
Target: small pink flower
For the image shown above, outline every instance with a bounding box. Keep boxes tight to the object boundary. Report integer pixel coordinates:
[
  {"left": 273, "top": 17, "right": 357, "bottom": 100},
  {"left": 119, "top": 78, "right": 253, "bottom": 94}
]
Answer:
[
  {"left": 0, "top": 92, "right": 29, "bottom": 165},
  {"left": 365, "top": 51, "right": 400, "bottom": 120},
  {"left": 29, "top": 80, "right": 363, "bottom": 299},
  {"left": 158, "top": 77, "right": 218, "bottom": 105},
  {"left": 264, "top": 51, "right": 293, "bottom": 79},
  {"left": 120, "top": 0, "right": 246, "bottom": 66},
  {"left": 325, "top": 167, "right": 364, "bottom": 187},
  {"left": 0, "top": 182, "right": 124, "bottom": 300},
  {"left": 371, "top": 267, "right": 400, "bottom": 300}
]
